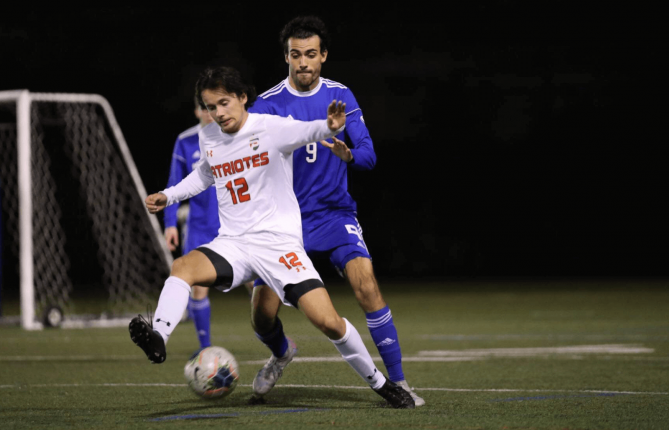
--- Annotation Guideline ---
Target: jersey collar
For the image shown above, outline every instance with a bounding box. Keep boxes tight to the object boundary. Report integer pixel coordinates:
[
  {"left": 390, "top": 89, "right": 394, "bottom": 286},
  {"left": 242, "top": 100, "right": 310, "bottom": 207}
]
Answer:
[{"left": 284, "top": 77, "right": 323, "bottom": 97}]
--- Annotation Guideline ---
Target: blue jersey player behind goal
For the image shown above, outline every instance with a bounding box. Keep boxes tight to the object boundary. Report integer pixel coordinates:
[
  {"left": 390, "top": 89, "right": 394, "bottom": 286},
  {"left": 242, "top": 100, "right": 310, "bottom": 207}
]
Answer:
[{"left": 248, "top": 16, "right": 424, "bottom": 406}]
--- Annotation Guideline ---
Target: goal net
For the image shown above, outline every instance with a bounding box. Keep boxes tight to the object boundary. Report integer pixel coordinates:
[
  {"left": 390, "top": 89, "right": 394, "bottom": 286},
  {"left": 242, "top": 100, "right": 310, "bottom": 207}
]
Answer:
[{"left": 0, "top": 90, "right": 172, "bottom": 330}]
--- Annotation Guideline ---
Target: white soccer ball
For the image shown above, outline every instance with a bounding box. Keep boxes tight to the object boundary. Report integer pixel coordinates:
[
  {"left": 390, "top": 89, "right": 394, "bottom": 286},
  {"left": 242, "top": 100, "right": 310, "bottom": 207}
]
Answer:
[{"left": 184, "top": 346, "right": 240, "bottom": 399}]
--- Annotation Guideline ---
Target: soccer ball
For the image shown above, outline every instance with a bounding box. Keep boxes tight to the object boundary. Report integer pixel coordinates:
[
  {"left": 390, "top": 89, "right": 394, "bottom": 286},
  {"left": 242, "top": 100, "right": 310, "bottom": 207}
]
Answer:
[{"left": 184, "top": 346, "right": 239, "bottom": 399}]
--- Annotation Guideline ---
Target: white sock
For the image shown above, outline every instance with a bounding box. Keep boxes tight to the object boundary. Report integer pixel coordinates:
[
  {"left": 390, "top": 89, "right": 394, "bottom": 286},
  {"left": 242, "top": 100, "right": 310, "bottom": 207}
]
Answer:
[
  {"left": 152, "top": 276, "right": 191, "bottom": 344},
  {"left": 331, "top": 318, "right": 386, "bottom": 390}
]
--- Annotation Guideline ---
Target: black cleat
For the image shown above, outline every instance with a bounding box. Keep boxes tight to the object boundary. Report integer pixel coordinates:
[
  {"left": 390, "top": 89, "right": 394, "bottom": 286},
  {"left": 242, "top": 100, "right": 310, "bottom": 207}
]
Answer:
[
  {"left": 129, "top": 314, "right": 166, "bottom": 364},
  {"left": 373, "top": 379, "right": 416, "bottom": 409}
]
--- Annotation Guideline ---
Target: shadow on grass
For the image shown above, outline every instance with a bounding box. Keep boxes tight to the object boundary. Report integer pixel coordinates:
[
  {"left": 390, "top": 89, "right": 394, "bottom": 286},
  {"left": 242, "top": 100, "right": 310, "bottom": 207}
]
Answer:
[
  {"left": 141, "top": 386, "right": 381, "bottom": 419},
  {"left": 243, "top": 387, "right": 376, "bottom": 408}
]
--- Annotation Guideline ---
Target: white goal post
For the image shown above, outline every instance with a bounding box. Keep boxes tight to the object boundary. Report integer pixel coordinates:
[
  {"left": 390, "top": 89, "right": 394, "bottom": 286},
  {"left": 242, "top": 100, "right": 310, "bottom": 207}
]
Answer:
[{"left": 0, "top": 90, "right": 173, "bottom": 330}]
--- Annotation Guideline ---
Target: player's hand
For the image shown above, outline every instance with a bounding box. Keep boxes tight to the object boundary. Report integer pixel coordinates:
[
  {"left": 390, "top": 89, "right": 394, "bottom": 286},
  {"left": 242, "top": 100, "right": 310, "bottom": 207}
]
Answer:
[
  {"left": 320, "top": 136, "right": 353, "bottom": 163},
  {"left": 146, "top": 192, "right": 168, "bottom": 214},
  {"left": 164, "top": 226, "right": 179, "bottom": 251},
  {"left": 326, "top": 100, "right": 346, "bottom": 131}
]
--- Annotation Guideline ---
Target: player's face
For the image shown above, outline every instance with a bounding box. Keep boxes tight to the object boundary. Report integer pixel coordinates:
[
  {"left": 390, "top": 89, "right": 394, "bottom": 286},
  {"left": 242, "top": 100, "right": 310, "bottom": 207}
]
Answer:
[
  {"left": 285, "top": 36, "right": 328, "bottom": 92},
  {"left": 201, "top": 88, "right": 248, "bottom": 134}
]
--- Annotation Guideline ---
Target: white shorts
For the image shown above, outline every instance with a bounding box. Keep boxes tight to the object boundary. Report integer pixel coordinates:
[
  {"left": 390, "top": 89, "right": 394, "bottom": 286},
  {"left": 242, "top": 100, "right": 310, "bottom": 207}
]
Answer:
[{"left": 200, "top": 231, "right": 323, "bottom": 307}]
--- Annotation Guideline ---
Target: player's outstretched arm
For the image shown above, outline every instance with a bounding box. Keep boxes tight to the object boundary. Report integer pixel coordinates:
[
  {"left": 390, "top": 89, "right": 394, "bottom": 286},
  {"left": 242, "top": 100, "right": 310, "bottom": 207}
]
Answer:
[
  {"left": 146, "top": 192, "right": 168, "bottom": 214},
  {"left": 327, "top": 100, "right": 346, "bottom": 131}
]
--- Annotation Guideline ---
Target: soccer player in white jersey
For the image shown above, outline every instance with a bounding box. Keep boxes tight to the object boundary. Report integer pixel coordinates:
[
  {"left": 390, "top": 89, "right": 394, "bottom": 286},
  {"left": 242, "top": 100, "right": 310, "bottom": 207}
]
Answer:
[
  {"left": 164, "top": 97, "right": 253, "bottom": 351},
  {"left": 129, "top": 66, "right": 414, "bottom": 408},
  {"left": 248, "top": 16, "right": 425, "bottom": 406}
]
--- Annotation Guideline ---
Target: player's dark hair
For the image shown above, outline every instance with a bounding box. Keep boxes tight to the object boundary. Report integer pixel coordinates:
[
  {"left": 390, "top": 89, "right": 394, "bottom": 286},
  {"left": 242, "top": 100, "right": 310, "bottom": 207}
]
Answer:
[
  {"left": 280, "top": 16, "right": 330, "bottom": 55},
  {"left": 195, "top": 66, "right": 257, "bottom": 109}
]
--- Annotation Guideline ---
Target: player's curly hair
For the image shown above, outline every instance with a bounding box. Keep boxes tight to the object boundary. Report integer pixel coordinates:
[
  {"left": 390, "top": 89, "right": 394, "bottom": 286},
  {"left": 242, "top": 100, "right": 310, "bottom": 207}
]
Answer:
[
  {"left": 195, "top": 66, "right": 257, "bottom": 110},
  {"left": 280, "top": 16, "right": 330, "bottom": 55}
]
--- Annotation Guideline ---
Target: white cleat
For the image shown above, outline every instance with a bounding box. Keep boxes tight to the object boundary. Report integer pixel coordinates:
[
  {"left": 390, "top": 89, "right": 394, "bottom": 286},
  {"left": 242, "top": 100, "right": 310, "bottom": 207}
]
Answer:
[
  {"left": 252, "top": 337, "right": 298, "bottom": 396},
  {"left": 396, "top": 380, "right": 425, "bottom": 407}
]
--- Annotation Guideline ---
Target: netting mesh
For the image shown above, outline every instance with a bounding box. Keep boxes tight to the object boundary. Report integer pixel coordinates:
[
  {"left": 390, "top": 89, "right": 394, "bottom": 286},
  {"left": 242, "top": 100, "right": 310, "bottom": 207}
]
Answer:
[
  {"left": 0, "top": 97, "right": 170, "bottom": 321},
  {"left": 30, "top": 103, "right": 74, "bottom": 313}
]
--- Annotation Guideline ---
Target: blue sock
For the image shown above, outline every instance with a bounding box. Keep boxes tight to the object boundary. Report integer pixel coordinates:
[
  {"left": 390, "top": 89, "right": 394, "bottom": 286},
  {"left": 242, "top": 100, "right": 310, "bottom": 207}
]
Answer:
[
  {"left": 255, "top": 317, "right": 288, "bottom": 358},
  {"left": 188, "top": 297, "right": 211, "bottom": 349},
  {"left": 366, "top": 306, "right": 404, "bottom": 382}
]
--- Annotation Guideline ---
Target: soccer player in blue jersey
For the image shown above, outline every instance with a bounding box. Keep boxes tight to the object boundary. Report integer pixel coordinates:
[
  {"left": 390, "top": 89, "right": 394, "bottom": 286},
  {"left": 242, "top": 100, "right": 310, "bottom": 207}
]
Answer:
[
  {"left": 248, "top": 16, "right": 425, "bottom": 406},
  {"left": 164, "top": 99, "right": 252, "bottom": 350}
]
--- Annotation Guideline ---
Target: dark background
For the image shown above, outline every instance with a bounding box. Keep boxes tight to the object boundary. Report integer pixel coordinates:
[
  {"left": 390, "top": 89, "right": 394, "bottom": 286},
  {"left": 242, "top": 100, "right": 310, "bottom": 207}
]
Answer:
[{"left": 1, "top": 4, "right": 665, "bottom": 280}]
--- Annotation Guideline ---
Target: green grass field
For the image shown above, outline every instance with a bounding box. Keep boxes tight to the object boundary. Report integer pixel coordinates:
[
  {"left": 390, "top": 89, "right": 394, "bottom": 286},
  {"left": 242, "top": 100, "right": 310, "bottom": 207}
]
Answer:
[{"left": 1, "top": 278, "right": 668, "bottom": 429}]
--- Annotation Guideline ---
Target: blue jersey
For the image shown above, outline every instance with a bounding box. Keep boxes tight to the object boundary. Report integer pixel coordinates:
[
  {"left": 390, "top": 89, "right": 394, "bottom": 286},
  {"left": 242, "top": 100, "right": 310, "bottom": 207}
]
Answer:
[
  {"left": 249, "top": 77, "right": 376, "bottom": 228},
  {"left": 164, "top": 124, "right": 219, "bottom": 254}
]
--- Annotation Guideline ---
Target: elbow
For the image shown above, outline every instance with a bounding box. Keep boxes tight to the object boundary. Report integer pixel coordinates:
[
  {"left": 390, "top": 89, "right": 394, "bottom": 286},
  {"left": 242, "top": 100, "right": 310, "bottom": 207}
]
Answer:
[
  {"left": 369, "top": 155, "right": 377, "bottom": 169},
  {"left": 359, "top": 154, "right": 376, "bottom": 171},
  {"left": 353, "top": 156, "right": 376, "bottom": 171}
]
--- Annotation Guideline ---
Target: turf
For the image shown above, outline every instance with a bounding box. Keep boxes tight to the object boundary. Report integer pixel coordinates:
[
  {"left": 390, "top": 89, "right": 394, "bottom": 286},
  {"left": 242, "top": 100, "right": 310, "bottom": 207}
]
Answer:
[{"left": 1, "top": 278, "right": 668, "bottom": 429}]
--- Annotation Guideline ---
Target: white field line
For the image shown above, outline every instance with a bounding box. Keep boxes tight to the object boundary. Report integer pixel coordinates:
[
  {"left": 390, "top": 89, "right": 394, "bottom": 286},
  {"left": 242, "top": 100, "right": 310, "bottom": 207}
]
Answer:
[
  {"left": 420, "top": 334, "right": 669, "bottom": 341},
  {"left": 0, "top": 382, "right": 666, "bottom": 396},
  {"left": 0, "top": 355, "right": 148, "bottom": 361},
  {"left": 0, "top": 355, "right": 482, "bottom": 363},
  {"left": 417, "top": 344, "right": 654, "bottom": 356},
  {"left": 243, "top": 356, "right": 485, "bottom": 365}
]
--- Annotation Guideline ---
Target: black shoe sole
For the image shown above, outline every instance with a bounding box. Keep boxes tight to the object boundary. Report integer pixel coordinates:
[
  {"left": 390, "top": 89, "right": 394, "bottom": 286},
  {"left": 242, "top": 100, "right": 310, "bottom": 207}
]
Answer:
[
  {"left": 129, "top": 318, "right": 166, "bottom": 364},
  {"left": 374, "top": 380, "right": 416, "bottom": 409}
]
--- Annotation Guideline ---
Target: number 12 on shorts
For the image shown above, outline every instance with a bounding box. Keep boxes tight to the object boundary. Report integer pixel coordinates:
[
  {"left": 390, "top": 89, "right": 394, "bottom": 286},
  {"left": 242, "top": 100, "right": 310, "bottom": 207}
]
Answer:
[{"left": 279, "top": 252, "right": 304, "bottom": 271}]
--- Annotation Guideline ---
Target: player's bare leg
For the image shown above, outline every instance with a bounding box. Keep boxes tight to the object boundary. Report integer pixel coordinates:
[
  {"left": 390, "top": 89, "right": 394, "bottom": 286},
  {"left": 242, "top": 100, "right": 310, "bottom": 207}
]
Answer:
[
  {"left": 192, "top": 285, "right": 208, "bottom": 300},
  {"left": 129, "top": 250, "right": 217, "bottom": 363},
  {"left": 170, "top": 251, "right": 218, "bottom": 285},
  {"left": 344, "top": 257, "right": 425, "bottom": 406},
  {"left": 344, "top": 257, "right": 386, "bottom": 313},
  {"left": 252, "top": 285, "right": 284, "bottom": 334},
  {"left": 294, "top": 287, "right": 346, "bottom": 339}
]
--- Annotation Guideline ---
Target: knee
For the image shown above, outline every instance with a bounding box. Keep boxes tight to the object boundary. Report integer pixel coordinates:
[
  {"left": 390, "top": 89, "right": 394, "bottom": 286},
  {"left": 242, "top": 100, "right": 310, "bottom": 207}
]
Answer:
[
  {"left": 352, "top": 275, "right": 378, "bottom": 297},
  {"left": 170, "top": 257, "right": 190, "bottom": 279},
  {"left": 170, "top": 257, "right": 193, "bottom": 286},
  {"left": 312, "top": 314, "right": 346, "bottom": 340},
  {"left": 346, "top": 258, "right": 381, "bottom": 297}
]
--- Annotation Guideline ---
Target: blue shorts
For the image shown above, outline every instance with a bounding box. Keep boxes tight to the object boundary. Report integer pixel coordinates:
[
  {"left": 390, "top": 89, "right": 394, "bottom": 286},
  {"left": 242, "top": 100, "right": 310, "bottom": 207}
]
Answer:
[{"left": 254, "top": 212, "right": 371, "bottom": 287}]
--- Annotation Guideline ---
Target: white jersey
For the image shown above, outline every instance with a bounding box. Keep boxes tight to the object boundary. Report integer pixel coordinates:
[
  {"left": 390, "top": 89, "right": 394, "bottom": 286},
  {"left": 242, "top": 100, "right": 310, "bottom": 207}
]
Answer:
[{"left": 162, "top": 113, "right": 341, "bottom": 241}]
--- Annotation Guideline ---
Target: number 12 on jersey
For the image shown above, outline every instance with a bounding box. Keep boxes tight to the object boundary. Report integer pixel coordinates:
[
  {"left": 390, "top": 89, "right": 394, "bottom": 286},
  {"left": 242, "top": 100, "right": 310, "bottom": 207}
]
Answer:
[
  {"left": 225, "top": 178, "right": 250, "bottom": 204},
  {"left": 279, "top": 252, "right": 304, "bottom": 270}
]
